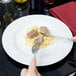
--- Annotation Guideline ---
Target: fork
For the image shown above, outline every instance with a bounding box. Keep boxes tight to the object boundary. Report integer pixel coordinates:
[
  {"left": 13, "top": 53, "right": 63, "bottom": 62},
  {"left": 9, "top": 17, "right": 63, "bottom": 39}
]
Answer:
[{"left": 32, "top": 43, "right": 41, "bottom": 56}]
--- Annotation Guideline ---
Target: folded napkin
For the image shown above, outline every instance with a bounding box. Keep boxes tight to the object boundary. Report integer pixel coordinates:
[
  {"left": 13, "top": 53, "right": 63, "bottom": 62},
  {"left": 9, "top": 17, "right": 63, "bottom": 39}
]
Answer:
[{"left": 49, "top": 1, "right": 76, "bottom": 36}]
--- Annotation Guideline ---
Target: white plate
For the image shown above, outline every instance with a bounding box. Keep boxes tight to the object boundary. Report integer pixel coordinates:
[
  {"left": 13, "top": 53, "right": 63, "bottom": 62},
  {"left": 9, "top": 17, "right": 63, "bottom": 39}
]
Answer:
[{"left": 2, "top": 15, "right": 73, "bottom": 66}]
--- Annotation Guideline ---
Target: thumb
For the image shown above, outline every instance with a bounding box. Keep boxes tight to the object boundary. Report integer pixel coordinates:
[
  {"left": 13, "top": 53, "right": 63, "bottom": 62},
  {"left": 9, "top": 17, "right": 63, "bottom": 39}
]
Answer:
[
  {"left": 71, "top": 36, "right": 76, "bottom": 41},
  {"left": 20, "top": 68, "right": 27, "bottom": 76},
  {"left": 28, "top": 57, "right": 36, "bottom": 72}
]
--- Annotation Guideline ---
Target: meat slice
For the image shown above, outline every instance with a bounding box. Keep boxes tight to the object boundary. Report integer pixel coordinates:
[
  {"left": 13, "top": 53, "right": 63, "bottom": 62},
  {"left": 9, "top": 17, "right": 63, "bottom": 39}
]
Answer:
[
  {"left": 40, "top": 26, "right": 50, "bottom": 35},
  {"left": 34, "top": 35, "right": 44, "bottom": 45},
  {"left": 27, "top": 30, "right": 38, "bottom": 39}
]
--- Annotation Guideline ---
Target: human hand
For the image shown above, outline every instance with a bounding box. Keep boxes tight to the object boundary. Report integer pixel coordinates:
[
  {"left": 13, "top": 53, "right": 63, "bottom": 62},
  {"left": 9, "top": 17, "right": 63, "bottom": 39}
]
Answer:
[
  {"left": 71, "top": 36, "right": 76, "bottom": 41},
  {"left": 20, "top": 58, "right": 41, "bottom": 76}
]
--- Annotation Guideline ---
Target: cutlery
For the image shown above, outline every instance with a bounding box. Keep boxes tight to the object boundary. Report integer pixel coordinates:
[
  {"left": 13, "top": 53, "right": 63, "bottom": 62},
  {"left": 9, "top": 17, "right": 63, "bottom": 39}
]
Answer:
[
  {"left": 32, "top": 43, "right": 41, "bottom": 56},
  {"left": 32, "top": 35, "right": 75, "bottom": 56},
  {"left": 40, "top": 32, "right": 74, "bottom": 42},
  {"left": 51, "top": 35, "right": 75, "bottom": 42}
]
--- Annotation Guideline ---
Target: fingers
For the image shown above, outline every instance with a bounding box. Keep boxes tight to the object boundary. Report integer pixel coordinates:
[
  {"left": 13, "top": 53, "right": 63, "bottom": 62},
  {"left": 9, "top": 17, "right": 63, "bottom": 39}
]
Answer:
[
  {"left": 20, "top": 68, "right": 27, "bottom": 76},
  {"left": 20, "top": 58, "right": 41, "bottom": 76},
  {"left": 28, "top": 57, "right": 36, "bottom": 72},
  {"left": 37, "top": 73, "right": 41, "bottom": 76},
  {"left": 36, "top": 70, "right": 41, "bottom": 76},
  {"left": 71, "top": 36, "right": 76, "bottom": 41}
]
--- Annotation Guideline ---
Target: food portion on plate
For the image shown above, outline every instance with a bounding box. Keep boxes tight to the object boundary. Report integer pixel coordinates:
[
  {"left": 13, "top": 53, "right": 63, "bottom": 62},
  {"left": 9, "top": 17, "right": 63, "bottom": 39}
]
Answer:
[{"left": 25, "top": 26, "right": 54, "bottom": 49}]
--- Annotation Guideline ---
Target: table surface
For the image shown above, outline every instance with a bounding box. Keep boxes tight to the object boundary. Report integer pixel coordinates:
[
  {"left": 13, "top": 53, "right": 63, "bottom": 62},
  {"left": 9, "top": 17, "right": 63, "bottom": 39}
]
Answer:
[{"left": 0, "top": 0, "right": 76, "bottom": 76}]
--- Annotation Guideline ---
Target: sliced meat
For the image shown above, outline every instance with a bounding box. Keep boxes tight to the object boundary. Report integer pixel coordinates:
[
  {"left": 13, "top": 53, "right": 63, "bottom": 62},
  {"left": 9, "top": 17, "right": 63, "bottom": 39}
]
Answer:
[
  {"left": 40, "top": 26, "right": 50, "bottom": 35},
  {"left": 34, "top": 35, "right": 44, "bottom": 45},
  {"left": 27, "top": 30, "right": 38, "bottom": 39}
]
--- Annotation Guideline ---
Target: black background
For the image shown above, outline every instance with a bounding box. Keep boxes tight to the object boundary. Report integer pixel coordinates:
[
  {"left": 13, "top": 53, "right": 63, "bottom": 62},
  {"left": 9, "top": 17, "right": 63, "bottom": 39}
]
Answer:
[{"left": 0, "top": 0, "right": 76, "bottom": 76}]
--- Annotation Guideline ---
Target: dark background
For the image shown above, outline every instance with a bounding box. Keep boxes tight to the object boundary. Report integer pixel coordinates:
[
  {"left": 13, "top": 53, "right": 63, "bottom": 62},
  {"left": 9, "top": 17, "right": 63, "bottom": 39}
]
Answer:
[{"left": 0, "top": 0, "right": 76, "bottom": 76}]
